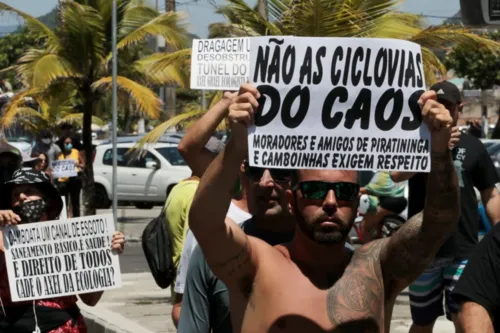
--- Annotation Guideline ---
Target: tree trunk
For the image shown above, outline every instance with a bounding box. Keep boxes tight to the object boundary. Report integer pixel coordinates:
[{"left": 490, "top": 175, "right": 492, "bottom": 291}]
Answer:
[
  {"left": 81, "top": 86, "right": 96, "bottom": 216},
  {"left": 257, "top": 0, "right": 268, "bottom": 19}
]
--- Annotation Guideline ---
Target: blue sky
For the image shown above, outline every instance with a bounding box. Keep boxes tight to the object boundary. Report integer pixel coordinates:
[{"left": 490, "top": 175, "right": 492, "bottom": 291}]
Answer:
[{"left": 0, "top": 0, "right": 460, "bottom": 38}]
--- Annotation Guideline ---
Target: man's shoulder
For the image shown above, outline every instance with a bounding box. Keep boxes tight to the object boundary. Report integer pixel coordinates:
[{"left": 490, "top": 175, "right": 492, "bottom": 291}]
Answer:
[{"left": 459, "top": 133, "right": 485, "bottom": 149}]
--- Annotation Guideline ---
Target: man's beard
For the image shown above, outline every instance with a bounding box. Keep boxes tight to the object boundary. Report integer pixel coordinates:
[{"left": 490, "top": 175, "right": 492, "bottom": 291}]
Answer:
[{"left": 294, "top": 206, "right": 352, "bottom": 245}]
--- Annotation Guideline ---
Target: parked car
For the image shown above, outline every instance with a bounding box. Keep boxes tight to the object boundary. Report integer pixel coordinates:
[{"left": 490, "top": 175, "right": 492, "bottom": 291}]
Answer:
[
  {"left": 7, "top": 137, "right": 33, "bottom": 159},
  {"left": 93, "top": 142, "right": 191, "bottom": 209}
]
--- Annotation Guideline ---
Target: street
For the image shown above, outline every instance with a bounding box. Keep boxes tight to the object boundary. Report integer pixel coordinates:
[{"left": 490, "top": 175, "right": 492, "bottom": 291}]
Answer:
[
  {"left": 120, "top": 243, "right": 149, "bottom": 274},
  {"left": 96, "top": 206, "right": 160, "bottom": 274}
]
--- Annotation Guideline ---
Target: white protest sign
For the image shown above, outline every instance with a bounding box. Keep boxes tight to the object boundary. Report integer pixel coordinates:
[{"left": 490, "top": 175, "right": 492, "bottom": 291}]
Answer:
[
  {"left": 2, "top": 214, "right": 121, "bottom": 302},
  {"left": 52, "top": 159, "right": 77, "bottom": 178},
  {"left": 190, "top": 37, "right": 250, "bottom": 90},
  {"left": 248, "top": 36, "right": 430, "bottom": 172}
]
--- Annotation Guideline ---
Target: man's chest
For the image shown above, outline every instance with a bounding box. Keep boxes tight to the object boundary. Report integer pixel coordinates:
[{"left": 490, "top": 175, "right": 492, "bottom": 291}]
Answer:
[{"left": 234, "top": 260, "right": 386, "bottom": 333}]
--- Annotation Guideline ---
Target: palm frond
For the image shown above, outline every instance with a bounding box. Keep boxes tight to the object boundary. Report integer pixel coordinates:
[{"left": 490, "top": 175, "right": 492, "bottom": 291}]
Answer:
[
  {"left": 0, "top": 2, "right": 61, "bottom": 52},
  {"left": 92, "top": 76, "right": 162, "bottom": 119},
  {"left": 119, "top": 4, "right": 160, "bottom": 37},
  {"left": 136, "top": 109, "right": 204, "bottom": 148},
  {"left": 16, "top": 51, "right": 80, "bottom": 89},
  {"left": 369, "top": 12, "right": 423, "bottom": 39},
  {"left": 58, "top": 1, "right": 106, "bottom": 71},
  {"left": 267, "top": 0, "right": 292, "bottom": 22},
  {"left": 409, "top": 25, "right": 500, "bottom": 52},
  {"left": 117, "top": 11, "right": 188, "bottom": 51},
  {"left": 279, "top": 0, "right": 400, "bottom": 37},
  {"left": 208, "top": 22, "right": 259, "bottom": 38},
  {"left": 0, "top": 106, "right": 43, "bottom": 130},
  {"left": 218, "top": 0, "right": 283, "bottom": 36},
  {"left": 58, "top": 113, "right": 106, "bottom": 127},
  {"left": 421, "top": 46, "right": 446, "bottom": 86},
  {"left": 0, "top": 90, "right": 37, "bottom": 129},
  {"left": 134, "top": 49, "right": 190, "bottom": 87}
]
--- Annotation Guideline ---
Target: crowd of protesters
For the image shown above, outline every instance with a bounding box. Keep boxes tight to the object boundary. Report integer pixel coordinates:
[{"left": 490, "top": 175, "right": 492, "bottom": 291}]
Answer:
[
  {"left": 1, "top": 79, "right": 500, "bottom": 333},
  {"left": 163, "top": 81, "right": 500, "bottom": 333}
]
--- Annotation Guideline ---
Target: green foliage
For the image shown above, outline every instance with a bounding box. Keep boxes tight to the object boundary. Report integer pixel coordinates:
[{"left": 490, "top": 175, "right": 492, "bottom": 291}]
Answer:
[
  {"left": 0, "top": 28, "right": 42, "bottom": 87},
  {"left": 445, "top": 31, "right": 500, "bottom": 89}
]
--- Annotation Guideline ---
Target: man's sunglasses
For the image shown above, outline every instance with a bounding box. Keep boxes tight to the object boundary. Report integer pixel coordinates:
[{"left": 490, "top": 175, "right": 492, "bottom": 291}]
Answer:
[
  {"left": 293, "top": 181, "right": 360, "bottom": 202},
  {"left": 244, "top": 163, "right": 292, "bottom": 183}
]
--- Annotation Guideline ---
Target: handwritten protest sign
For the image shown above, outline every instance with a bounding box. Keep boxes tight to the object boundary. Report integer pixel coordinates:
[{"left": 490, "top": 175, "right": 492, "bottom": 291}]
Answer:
[
  {"left": 52, "top": 159, "right": 77, "bottom": 178},
  {"left": 2, "top": 214, "right": 121, "bottom": 302},
  {"left": 248, "top": 36, "right": 430, "bottom": 172},
  {"left": 190, "top": 37, "right": 250, "bottom": 90}
]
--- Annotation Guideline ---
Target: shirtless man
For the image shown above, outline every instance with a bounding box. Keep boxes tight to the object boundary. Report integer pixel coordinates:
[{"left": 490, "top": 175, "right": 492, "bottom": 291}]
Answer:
[{"left": 189, "top": 83, "right": 460, "bottom": 333}]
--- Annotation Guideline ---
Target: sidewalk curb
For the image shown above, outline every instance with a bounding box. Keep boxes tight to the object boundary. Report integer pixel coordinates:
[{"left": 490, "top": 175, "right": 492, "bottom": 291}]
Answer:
[
  {"left": 80, "top": 303, "right": 155, "bottom": 333},
  {"left": 125, "top": 237, "right": 141, "bottom": 243}
]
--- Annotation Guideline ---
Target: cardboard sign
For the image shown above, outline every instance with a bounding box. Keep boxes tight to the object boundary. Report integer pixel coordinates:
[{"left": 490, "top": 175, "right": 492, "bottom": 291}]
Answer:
[
  {"left": 52, "top": 159, "right": 77, "bottom": 178},
  {"left": 2, "top": 214, "right": 121, "bottom": 302},
  {"left": 248, "top": 36, "right": 430, "bottom": 172},
  {"left": 190, "top": 38, "right": 250, "bottom": 90}
]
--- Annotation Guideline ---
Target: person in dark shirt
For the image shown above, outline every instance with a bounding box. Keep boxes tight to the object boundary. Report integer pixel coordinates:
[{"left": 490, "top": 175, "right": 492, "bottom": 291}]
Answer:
[
  {"left": 453, "top": 223, "right": 500, "bottom": 333},
  {"left": 391, "top": 81, "right": 500, "bottom": 333}
]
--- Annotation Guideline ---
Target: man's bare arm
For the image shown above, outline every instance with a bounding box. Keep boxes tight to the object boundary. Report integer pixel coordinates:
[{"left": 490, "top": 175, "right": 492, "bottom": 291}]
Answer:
[
  {"left": 177, "top": 93, "right": 234, "bottom": 177},
  {"left": 380, "top": 92, "right": 461, "bottom": 295},
  {"left": 381, "top": 151, "right": 459, "bottom": 294},
  {"left": 389, "top": 171, "right": 416, "bottom": 182},
  {"left": 189, "top": 85, "right": 260, "bottom": 288},
  {"left": 458, "top": 302, "right": 494, "bottom": 333},
  {"left": 481, "top": 187, "right": 500, "bottom": 225}
]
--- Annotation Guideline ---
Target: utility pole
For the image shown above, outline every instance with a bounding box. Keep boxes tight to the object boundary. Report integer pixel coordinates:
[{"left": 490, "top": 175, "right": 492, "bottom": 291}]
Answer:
[
  {"left": 165, "top": 0, "right": 176, "bottom": 12},
  {"left": 257, "top": 0, "right": 268, "bottom": 20},
  {"left": 164, "top": 0, "right": 177, "bottom": 119}
]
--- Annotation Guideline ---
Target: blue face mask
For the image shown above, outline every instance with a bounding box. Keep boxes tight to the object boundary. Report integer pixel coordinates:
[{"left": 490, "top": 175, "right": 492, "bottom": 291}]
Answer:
[{"left": 65, "top": 143, "right": 73, "bottom": 151}]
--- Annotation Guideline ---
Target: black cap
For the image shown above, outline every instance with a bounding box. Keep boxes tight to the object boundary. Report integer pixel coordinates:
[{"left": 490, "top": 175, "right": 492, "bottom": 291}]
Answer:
[
  {"left": 0, "top": 141, "right": 21, "bottom": 161},
  {"left": 430, "top": 81, "right": 462, "bottom": 106},
  {"left": 5, "top": 169, "right": 63, "bottom": 220}
]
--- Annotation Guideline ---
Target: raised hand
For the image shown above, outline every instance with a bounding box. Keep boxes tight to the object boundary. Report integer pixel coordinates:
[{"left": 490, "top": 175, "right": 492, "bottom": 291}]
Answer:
[
  {"left": 228, "top": 83, "right": 261, "bottom": 146},
  {"left": 419, "top": 91, "right": 453, "bottom": 152}
]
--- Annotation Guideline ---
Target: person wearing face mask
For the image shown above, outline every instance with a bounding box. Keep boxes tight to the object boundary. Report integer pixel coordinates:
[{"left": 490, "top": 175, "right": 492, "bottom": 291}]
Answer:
[
  {"left": 32, "top": 129, "right": 61, "bottom": 168},
  {"left": 56, "top": 137, "right": 84, "bottom": 218},
  {"left": 0, "top": 168, "right": 126, "bottom": 333}
]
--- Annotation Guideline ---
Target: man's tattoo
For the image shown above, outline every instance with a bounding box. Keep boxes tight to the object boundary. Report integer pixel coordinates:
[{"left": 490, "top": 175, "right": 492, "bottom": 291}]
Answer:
[
  {"left": 326, "top": 240, "right": 385, "bottom": 332},
  {"left": 210, "top": 237, "right": 252, "bottom": 278},
  {"left": 382, "top": 150, "right": 460, "bottom": 284}
]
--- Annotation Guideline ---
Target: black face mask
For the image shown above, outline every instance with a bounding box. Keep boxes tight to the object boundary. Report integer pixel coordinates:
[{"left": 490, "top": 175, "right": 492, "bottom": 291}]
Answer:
[{"left": 12, "top": 199, "right": 48, "bottom": 224}]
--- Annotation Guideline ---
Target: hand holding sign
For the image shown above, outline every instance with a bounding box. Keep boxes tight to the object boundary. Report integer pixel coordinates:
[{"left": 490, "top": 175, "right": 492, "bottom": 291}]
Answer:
[
  {"left": 419, "top": 91, "right": 453, "bottom": 153},
  {"left": 228, "top": 83, "right": 261, "bottom": 148},
  {"left": 111, "top": 232, "right": 125, "bottom": 254},
  {"left": 0, "top": 210, "right": 21, "bottom": 226}
]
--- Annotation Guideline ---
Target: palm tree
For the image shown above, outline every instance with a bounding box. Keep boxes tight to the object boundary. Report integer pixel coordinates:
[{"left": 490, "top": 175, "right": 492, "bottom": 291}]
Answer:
[
  {"left": 140, "top": 0, "right": 500, "bottom": 146},
  {"left": 0, "top": 87, "right": 105, "bottom": 133},
  {"left": 0, "top": 0, "right": 191, "bottom": 215}
]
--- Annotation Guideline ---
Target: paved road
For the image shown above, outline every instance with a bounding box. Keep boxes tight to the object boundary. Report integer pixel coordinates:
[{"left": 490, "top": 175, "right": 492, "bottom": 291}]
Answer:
[{"left": 120, "top": 243, "right": 150, "bottom": 274}]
